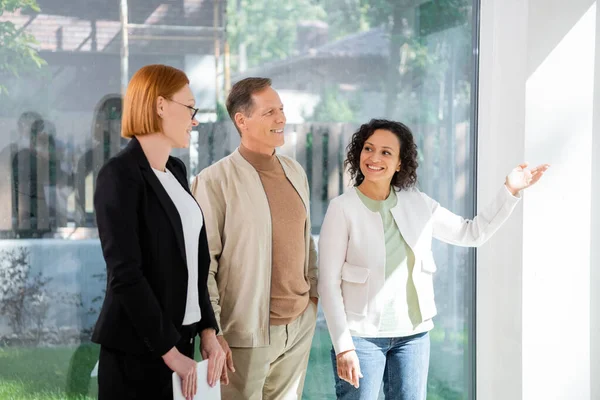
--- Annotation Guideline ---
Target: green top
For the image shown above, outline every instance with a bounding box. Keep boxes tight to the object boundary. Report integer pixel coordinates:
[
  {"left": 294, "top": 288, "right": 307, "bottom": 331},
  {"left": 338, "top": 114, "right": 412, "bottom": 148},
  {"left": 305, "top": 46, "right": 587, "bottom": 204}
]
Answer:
[{"left": 355, "top": 187, "right": 433, "bottom": 337}]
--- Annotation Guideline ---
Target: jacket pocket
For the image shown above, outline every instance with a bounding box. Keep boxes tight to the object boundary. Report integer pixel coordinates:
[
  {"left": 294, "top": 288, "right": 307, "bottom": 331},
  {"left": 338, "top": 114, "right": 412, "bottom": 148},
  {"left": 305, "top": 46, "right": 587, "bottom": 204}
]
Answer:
[
  {"left": 421, "top": 251, "right": 438, "bottom": 274},
  {"left": 417, "top": 251, "right": 437, "bottom": 320},
  {"left": 341, "top": 263, "right": 370, "bottom": 317}
]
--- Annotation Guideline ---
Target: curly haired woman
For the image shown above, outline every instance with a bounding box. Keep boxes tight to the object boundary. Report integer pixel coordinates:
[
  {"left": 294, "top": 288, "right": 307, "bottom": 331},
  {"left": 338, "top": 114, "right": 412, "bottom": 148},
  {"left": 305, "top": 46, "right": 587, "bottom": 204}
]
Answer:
[{"left": 318, "top": 119, "right": 549, "bottom": 400}]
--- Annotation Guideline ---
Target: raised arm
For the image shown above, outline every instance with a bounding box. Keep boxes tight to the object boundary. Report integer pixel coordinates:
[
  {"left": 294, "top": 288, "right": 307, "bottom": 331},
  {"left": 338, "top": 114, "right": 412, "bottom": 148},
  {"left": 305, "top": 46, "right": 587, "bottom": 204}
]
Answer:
[{"left": 425, "top": 163, "right": 549, "bottom": 246}]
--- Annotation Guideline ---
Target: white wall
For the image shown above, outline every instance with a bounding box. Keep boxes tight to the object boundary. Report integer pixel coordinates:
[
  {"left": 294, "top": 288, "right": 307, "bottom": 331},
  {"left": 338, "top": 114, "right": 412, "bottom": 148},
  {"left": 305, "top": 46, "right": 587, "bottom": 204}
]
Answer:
[
  {"left": 477, "top": 1, "right": 598, "bottom": 399},
  {"left": 523, "top": 3, "right": 595, "bottom": 399}
]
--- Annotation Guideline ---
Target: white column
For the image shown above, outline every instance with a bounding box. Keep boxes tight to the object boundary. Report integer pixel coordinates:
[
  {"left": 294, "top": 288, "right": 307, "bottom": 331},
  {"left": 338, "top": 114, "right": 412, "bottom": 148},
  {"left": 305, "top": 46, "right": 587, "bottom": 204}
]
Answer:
[
  {"left": 477, "top": 1, "right": 528, "bottom": 398},
  {"left": 477, "top": 1, "right": 598, "bottom": 399}
]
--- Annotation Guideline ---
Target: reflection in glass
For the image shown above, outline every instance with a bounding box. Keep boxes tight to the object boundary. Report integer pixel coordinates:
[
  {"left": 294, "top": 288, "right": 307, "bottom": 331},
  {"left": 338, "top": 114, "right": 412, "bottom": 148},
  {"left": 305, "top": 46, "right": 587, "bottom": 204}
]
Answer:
[{"left": 0, "top": 1, "right": 477, "bottom": 398}]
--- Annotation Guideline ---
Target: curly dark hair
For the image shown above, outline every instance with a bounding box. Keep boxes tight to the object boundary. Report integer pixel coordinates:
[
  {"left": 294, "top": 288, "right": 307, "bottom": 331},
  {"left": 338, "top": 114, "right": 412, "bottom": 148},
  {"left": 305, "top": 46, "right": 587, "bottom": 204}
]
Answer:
[{"left": 344, "top": 119, "right": 419, "bottom": 189}]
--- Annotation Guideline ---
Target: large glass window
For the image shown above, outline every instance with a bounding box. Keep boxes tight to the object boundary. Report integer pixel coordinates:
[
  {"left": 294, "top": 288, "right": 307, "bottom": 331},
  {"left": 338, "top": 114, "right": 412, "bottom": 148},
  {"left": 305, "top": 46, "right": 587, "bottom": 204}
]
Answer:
[{"left": 0, "top": 0, "right": 478, "bottom": 398}]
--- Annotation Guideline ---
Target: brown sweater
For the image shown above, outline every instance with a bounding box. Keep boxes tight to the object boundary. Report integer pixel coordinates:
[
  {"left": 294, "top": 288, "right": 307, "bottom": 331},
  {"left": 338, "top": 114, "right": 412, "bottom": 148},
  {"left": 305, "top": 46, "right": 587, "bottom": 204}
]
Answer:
[{"left": 239, "top": 144, "right": 310, "bottom": 325}]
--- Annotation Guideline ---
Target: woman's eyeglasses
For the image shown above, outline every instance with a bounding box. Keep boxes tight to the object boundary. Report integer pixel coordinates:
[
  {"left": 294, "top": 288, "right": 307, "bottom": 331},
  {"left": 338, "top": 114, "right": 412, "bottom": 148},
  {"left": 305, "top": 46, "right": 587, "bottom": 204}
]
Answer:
[{"left": 168, "top": 99, "right": 199, "bottom": 120}]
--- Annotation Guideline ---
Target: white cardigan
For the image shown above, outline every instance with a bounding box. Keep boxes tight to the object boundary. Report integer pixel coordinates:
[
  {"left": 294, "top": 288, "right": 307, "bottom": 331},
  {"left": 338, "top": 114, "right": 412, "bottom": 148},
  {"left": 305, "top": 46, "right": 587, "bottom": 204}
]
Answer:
[{"left": 318, "top": 185, "right": 521, "bottom": 355}]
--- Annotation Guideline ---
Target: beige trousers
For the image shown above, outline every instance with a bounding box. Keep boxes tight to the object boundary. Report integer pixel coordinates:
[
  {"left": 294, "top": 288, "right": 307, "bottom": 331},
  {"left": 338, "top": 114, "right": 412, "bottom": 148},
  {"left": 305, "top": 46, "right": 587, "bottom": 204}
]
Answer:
[{"left": 221, "top": 302, "right": 318, "bottom": 400}]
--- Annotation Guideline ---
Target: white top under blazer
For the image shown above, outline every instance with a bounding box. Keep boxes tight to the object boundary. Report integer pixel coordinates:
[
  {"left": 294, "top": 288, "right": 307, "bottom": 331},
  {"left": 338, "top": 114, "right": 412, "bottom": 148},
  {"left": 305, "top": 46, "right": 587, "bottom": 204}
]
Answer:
[{"left": 153, "top": 167, "right": 202, "bottom": 326}]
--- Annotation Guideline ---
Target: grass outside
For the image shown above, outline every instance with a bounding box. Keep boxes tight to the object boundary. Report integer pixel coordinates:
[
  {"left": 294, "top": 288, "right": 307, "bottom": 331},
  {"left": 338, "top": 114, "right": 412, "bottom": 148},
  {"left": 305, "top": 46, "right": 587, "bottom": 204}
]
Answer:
[
  {"left": 0, "top": 327, "right": 467, "bottom": 399},
  {"left": 0, "top": 344, "right": 99, "bottom": 400}
]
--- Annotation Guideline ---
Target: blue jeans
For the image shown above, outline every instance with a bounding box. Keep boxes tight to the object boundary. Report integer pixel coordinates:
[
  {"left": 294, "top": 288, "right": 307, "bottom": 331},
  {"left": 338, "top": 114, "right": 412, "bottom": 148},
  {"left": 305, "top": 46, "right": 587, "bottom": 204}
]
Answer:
[{"left": 331, "top": 332, "right": 430, "bottom": 400}]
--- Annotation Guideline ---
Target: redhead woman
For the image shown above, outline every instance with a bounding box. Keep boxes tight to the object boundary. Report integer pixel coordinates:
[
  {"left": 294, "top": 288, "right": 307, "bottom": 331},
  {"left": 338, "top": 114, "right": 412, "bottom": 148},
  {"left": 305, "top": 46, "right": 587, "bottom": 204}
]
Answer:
[
  {"left": 92, "top": 64, "right": 225, "bottom": 399},
  {"left": 318, "top": 119, "right": 549, "bottom": 400}
]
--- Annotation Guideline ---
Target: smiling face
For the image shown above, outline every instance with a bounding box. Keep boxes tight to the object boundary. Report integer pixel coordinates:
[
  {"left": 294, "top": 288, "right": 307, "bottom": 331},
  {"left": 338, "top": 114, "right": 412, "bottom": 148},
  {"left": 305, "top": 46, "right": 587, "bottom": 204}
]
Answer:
[
  {"left": 359, "top": 129, "right": 402, "bottom": 186},
  {"left": 157, "top": 84, "right": 199, "bottom": 149},
  {"left": 236, "top": 86, "right": 286, "bottom": 154}
]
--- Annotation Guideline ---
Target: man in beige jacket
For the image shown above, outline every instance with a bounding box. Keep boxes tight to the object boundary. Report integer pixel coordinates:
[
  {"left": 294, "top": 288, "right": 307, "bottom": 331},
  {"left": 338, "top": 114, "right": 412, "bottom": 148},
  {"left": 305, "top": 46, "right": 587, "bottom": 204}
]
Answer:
[{"left": 191, "top": 77, "right": 318, "bottom": 400}]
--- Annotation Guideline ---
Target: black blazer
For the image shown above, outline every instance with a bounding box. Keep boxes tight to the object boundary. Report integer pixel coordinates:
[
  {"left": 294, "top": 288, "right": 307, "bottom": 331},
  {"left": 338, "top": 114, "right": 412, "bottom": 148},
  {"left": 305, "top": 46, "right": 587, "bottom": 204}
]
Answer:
[{"left": 91, "top": 137, "right": 218, "bottom": 356}]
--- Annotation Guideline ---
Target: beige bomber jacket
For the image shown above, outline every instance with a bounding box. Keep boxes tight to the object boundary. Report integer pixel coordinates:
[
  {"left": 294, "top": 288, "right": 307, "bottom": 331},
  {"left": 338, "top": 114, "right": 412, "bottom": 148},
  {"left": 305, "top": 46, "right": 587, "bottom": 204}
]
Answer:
[{"left": 191, "top": 149, "right": 318, "bottom": 348}]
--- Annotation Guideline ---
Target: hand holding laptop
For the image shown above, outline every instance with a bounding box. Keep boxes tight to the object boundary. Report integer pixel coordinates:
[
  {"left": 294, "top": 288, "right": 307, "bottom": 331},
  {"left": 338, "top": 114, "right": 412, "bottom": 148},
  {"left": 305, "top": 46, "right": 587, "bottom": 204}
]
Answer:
[
  {"left": 173, "top": 360, "right": 221, "bottom": 400},
  {"left": 168, "top": 329, "right": 225, "bottom": 399},
  {"left": 163, "top": 347, "right": 198, "bottom": 399}
]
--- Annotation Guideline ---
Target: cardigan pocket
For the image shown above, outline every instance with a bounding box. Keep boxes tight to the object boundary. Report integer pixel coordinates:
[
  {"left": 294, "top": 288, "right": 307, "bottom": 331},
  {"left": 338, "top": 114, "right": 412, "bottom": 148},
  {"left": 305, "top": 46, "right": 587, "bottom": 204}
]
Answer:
[
  {"left": 421, "top": 251, "right": 438, "bottom": 274},
  {"left": 417, "top": 251, "right": 438, "bottom": 320},
  {"left": 341, "top": 263, "right": 370, "bottom": 317}
]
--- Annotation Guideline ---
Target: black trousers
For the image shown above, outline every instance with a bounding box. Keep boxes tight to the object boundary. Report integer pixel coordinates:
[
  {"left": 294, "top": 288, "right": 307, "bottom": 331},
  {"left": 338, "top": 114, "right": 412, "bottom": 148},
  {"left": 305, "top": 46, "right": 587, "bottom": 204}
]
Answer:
[{"left": 98, "top": 324, "right": 197, "bottom": 400}]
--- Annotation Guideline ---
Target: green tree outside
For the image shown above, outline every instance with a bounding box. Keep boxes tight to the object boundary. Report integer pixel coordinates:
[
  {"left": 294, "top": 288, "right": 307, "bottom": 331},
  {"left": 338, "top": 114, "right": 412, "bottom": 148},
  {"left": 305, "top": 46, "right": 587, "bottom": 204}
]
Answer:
[
  {"left": 226, "top": 0, "right": 327, "bottom": 70},
  {"left": 0, "top": 0, "right": 46, "bottom": 96}
]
